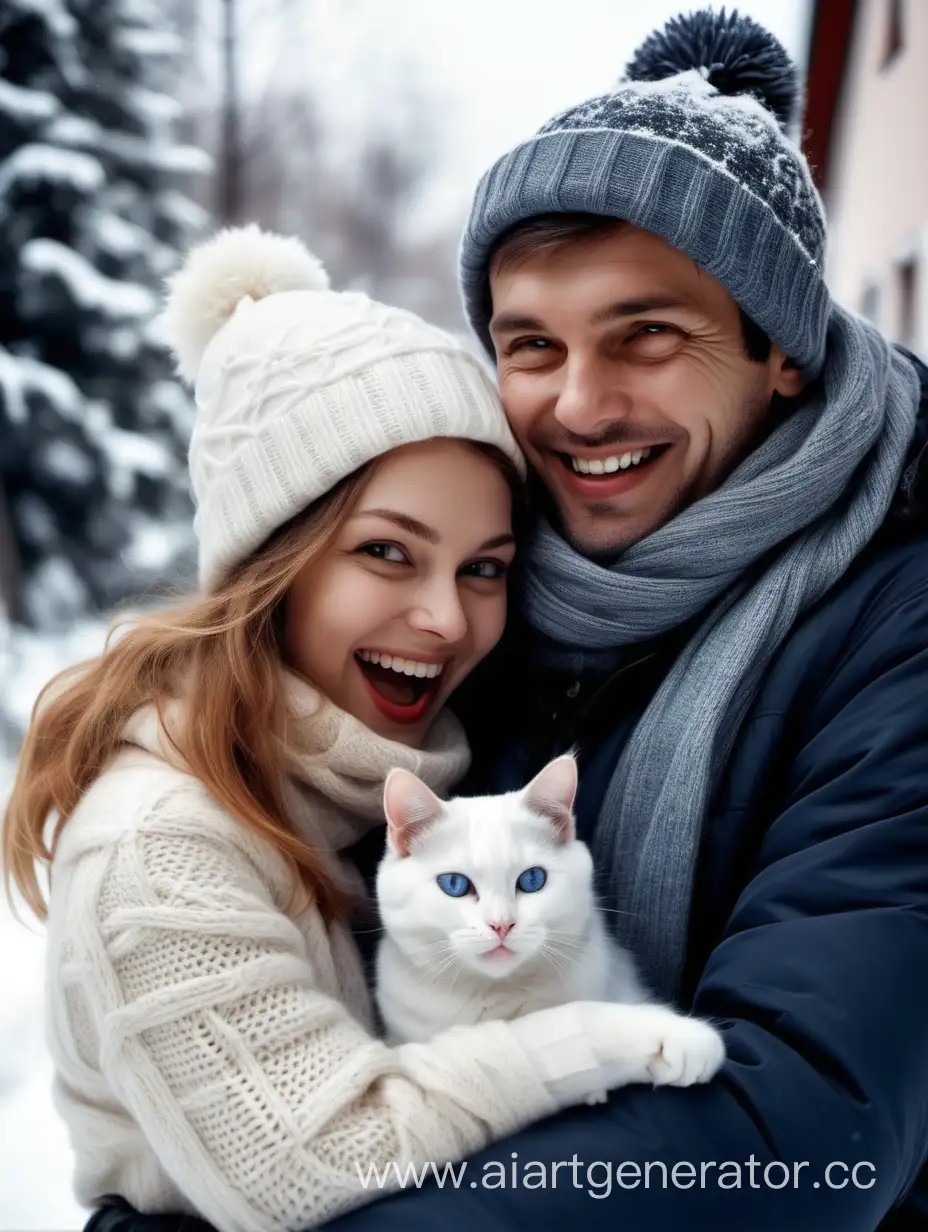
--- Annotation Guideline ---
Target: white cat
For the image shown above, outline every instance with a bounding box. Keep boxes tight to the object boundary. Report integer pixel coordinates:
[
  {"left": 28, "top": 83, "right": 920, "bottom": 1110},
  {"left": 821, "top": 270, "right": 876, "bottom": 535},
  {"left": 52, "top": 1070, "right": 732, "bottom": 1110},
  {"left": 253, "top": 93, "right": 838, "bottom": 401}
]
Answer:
[{"left": 375, "top": 753, "right": 725, "bottom": 1100}]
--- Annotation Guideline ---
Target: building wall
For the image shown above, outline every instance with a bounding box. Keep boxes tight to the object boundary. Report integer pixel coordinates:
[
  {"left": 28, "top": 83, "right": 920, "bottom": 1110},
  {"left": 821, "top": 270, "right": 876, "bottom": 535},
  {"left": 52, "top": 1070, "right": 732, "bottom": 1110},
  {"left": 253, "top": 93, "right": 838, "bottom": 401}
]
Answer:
[{"left": 823, "top": 0, "right": 928, "bottom": 357}]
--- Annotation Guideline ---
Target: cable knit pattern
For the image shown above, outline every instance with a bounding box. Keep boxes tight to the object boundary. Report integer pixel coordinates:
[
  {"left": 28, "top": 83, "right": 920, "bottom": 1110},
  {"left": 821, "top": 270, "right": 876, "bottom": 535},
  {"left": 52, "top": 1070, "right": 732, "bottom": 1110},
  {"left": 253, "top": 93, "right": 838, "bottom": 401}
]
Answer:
[
  {"left": 187, "top": 287, "right": 523, "bottom": 589},
  {"left": 43, "top": 677, "right": 584, "bottom": 1232}
]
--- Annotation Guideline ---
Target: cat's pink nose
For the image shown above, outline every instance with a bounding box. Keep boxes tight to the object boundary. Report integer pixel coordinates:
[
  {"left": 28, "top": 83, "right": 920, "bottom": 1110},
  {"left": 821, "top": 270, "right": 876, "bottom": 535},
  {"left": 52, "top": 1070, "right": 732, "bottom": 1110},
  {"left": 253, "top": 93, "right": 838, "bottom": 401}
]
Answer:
[{"left": 489, "top": 921, "right": 514, "bottom": 941}]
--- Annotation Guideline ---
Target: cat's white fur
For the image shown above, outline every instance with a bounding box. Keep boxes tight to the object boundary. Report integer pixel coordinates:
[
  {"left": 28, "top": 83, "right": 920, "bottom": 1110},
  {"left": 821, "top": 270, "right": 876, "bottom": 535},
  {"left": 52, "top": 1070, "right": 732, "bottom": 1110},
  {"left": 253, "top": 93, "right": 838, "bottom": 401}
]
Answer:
[{"left": 375, "top": 754, "right": 724, "bottom": 1097}]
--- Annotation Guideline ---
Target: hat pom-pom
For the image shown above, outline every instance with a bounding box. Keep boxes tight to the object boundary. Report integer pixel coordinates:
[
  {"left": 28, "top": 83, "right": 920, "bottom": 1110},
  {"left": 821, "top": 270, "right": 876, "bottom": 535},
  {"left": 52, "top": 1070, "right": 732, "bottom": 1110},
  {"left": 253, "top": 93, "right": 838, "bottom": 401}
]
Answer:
[
  {"left": 161, "top": 223, "right": 330, "bottom": 383},
  {"left": 624, "top": 7, "right": 799, "bottom": 132}
]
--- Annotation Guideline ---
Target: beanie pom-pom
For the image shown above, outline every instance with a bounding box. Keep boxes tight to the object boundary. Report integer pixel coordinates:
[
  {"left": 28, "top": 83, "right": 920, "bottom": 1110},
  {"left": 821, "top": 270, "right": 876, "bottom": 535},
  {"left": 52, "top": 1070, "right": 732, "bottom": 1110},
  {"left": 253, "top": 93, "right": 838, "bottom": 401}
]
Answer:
[
  {"left": 624, "top": 8, "right": 799, "bottom": 132},
  {"left": 161, "top": 224, "right": 330, "bottom": 383}
]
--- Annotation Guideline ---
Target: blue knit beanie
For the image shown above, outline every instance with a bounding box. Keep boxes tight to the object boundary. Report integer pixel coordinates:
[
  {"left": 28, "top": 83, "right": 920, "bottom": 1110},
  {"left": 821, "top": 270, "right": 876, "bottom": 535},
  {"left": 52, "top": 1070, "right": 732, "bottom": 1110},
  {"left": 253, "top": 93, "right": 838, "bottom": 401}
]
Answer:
[{"left": 460, "top": 9, "right": 829, "bottom": 378}]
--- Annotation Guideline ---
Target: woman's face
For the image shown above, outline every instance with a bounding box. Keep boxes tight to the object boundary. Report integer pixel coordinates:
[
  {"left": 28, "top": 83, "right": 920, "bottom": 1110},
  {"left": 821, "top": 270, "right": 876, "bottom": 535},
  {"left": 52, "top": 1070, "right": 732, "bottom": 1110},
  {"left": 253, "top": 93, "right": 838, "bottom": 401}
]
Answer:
[{"left": 285, "top": 438, "right": 516, "bottom": 746}]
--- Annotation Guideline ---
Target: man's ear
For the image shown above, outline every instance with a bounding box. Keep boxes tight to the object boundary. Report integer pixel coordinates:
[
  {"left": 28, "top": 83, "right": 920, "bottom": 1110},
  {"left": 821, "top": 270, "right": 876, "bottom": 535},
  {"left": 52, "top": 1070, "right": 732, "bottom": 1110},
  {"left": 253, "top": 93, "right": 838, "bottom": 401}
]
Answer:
[
  {"left": 383, "top": 769, "right": 445, "bottom": 857},
  {"left": 771, "top": 347, "right": 805, "bottom": 399}
]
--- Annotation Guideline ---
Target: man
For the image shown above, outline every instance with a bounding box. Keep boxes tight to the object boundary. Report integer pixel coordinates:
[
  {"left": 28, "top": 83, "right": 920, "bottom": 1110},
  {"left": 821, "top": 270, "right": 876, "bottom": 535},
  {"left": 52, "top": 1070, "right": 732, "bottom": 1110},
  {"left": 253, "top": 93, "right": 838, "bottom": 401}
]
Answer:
[{"left": 326, "top": 8, "right": 928, "bottom": 1231}]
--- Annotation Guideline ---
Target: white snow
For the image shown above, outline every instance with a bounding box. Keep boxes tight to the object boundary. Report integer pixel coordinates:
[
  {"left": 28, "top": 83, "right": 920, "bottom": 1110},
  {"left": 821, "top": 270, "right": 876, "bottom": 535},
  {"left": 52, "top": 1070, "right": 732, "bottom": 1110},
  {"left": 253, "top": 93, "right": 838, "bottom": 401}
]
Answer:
[
  {"left": 0, "top": 349, "right": 83, "bottom": 426},
  {"left": 41, "top": 439, "right": 96, "bottom": 485},
  {"left": 100, "top": 429, "right": 172, "bottom": 501},
  {"left": 123, "top": 515, "right": 195, "bottom": 572},
  {"left": 0, "top": 144, "right": 104, "bottom": 202},
  {"left": 154, "top": 143, "right": 213, "bottom": 176},
  {"left": 21, "top": 239, "right": 158, "bottom": 319},
  {"left": 16, "top": 0, "right": 77, "bottom": 40},
  {"left": 1, "top": 619, "right": 109, "bottom": 1232},
  {"left": 0, "top": 900, "right": 86, "bottom": 1232},
  {"left": 127, "top": 85, "right": 183, "bottom": 125},
  {"left": 141, "top": 379, "right": 196, "bottom": 438},
  {"left": 0, "top": 78, "right": 58, "bottom": 125},
  {"left": 16, "top": 493, "right": 58, "bottom": 547},
  {"left": 116, "top": 28, "right": 183, "bottom": 57},
  {"left": 90, "top": 322, "right": 143, "bottom": 363},
  {"left": 89, "top": 210, "right": 149, "bottom": 260},
  {"left": 157, "top": 189, "right": 210, "bottom": 235},
  {"left": 46, "top": 114, "right": 104, "bottom": 149},
  {"left": 21, "top": 556, "right": 95, "bottom": 628}
]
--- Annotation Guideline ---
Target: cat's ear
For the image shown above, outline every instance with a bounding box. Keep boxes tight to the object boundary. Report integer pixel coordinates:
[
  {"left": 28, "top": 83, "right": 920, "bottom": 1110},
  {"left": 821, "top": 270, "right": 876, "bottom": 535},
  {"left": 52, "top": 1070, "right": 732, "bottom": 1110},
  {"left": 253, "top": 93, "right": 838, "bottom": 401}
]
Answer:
[
  {"left": 383, "top": 768, "right": 445, "bottom": 857},
  {"left": 521, "top": 753, "right": 577, "bottom": 844}
]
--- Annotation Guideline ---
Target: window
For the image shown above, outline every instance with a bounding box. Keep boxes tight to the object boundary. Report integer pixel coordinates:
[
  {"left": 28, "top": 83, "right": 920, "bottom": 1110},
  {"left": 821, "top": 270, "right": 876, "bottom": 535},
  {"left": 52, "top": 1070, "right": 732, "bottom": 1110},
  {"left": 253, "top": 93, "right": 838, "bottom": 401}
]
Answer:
[
  {"left": 882, "top": 0, "right": 904, "bottom": 67},
  {"left": 897, "top": 258, "right": 918, "bottom": 350}
]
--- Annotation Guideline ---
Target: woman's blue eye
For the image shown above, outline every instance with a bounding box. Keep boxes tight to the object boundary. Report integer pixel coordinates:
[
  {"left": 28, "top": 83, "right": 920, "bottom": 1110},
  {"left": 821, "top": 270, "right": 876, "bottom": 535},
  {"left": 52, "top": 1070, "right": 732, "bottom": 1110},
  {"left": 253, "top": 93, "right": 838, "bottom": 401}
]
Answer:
[
  {"left": 437, "top": 872, "right": 472, "bottom": 898},
  {"left": 360, "top": 542, "right": 407, "bottom": 563},
  {"left": 516, "top": 866, "right": 547, "bottom": 893}
]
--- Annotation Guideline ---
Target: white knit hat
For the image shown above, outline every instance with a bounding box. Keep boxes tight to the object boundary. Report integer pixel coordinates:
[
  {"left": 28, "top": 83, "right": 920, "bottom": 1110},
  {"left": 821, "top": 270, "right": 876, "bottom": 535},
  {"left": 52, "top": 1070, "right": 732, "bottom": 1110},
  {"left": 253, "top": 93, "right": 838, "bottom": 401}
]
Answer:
[{"left": 160, "top": 224, "right": 524, "bottom": 590}]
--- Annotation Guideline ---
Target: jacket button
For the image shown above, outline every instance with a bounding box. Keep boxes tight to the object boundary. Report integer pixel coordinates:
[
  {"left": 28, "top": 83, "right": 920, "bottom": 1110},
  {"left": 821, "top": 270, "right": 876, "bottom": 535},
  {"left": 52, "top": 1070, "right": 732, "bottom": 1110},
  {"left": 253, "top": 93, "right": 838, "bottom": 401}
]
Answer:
[{"left": 566, "top": 680, "right": 581, "bottom": 699}]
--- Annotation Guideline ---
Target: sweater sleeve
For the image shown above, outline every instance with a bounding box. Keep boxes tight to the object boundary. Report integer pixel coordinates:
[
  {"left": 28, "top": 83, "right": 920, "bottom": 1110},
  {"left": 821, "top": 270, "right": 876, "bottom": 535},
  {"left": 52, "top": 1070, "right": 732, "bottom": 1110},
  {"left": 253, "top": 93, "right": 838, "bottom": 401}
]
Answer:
[{"left": 83, "top": 804, "right": 561, "bottom": 1232}]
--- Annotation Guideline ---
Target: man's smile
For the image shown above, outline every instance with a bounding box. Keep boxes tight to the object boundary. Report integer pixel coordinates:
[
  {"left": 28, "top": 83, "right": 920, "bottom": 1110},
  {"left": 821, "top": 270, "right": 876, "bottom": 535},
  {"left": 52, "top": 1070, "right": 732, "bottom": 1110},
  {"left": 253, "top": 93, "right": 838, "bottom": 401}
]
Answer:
[{"left": 551, "top": 443, "right": 672, "bottom": 502}]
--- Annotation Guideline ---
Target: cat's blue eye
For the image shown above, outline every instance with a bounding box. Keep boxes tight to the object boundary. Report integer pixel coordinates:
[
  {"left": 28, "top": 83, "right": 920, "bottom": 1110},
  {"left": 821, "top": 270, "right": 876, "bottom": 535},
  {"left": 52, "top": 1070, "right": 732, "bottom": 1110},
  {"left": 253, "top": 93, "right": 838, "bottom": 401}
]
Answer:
[
  {"left": 437, "top": 872, "right": 472, "bottom": 898},
  {"left": 516, "top": 866, "right": 547, "bottom": 893}
]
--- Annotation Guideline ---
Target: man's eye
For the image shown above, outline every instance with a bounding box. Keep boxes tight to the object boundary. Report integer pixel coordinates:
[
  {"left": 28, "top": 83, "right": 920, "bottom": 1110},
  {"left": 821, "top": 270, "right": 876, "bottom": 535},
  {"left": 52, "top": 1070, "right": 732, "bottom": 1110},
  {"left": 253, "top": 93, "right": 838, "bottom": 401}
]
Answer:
[
  {"left": 633, "top": 323, "right": 677, "bottom": 340},
  {"left": 627, "top": 323, "right": 682, "bottom": 355},
  {"left": 509, "top": 337, "right": 552, "bottom": 353},
  {"left": 358, "top": 542, "right": 408, "bottom": 564},
  {"left": 461, "top": 559, "right": 508, "bottom": 580}
]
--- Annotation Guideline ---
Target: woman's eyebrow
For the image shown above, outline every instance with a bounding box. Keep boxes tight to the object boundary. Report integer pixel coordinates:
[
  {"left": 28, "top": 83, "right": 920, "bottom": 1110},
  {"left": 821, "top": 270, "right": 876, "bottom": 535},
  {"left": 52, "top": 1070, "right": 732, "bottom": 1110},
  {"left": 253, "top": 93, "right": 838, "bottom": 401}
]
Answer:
[
  {"left": 357, "top": 509, "right": 438, "bottom": 543},
  {"left": 354, "top": 510, "right": 515, "bottom": 552},
  {"left": 479, "top": 533, "right": 517, "bottom": 550}
]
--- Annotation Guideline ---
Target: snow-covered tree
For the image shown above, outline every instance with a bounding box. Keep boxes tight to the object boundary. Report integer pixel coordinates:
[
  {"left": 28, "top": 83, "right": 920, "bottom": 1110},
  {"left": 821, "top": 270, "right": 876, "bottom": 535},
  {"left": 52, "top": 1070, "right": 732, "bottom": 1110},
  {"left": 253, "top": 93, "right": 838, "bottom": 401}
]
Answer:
[{"left": 0, "top": 0, "right": 208, "bottom": 626}]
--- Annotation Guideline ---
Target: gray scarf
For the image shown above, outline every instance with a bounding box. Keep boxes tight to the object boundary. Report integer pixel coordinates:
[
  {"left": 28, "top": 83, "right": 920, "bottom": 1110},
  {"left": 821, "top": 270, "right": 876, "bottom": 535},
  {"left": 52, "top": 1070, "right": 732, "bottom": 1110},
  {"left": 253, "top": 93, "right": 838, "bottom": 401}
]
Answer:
[{"left": 523, "top": 307, "right": 921, "bottom": 1002}]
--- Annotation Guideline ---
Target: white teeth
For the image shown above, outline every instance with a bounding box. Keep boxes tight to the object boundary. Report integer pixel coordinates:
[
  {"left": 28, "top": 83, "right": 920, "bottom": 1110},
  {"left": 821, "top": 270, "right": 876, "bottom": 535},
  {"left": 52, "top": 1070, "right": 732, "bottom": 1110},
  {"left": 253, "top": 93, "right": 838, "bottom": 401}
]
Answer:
[
  {"left": 571, "top": 447, "right": 653, "bottom": 475},
  {"left": 357, "top": 651, "right": 445, "bottom": 679}
]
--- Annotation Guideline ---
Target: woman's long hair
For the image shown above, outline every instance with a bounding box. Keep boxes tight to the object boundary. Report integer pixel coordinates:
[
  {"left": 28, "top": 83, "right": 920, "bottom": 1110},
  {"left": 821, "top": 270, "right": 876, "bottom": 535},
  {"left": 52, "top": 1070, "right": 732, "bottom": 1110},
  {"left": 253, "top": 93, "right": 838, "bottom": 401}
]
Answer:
[
  {"left": 2, "top": 463, "right": 381, "bottom": 924},
  {"left": 2, "top": 441, "right": 522, "bottom": 924}
]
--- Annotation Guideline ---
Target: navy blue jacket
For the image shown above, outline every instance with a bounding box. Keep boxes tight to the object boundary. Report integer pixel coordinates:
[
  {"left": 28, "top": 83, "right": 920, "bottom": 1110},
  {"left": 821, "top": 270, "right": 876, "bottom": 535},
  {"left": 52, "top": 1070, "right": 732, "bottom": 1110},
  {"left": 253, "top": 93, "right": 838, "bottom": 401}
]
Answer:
[{"left": 324, "top": 355, "right": 928, "bottom": 1231}]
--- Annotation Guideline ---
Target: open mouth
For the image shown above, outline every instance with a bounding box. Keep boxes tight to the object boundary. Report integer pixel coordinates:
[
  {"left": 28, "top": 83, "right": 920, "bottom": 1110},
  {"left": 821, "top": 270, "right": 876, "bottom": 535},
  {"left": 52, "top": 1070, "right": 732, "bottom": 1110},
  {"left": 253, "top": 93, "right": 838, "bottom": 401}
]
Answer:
[
  {"left": 558, "top": 444, "right": 670, "bottom": 478},
  {"left": 355, "top": 650, "right": 446, "bottom": 725}
]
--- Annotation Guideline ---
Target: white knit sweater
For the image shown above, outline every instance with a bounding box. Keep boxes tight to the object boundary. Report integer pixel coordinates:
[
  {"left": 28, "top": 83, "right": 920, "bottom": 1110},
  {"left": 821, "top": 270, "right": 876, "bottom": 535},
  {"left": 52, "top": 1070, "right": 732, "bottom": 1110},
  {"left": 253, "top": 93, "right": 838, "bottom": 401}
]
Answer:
[{"left": 44, "top": 673, "right": 601, "bottom": 1232}]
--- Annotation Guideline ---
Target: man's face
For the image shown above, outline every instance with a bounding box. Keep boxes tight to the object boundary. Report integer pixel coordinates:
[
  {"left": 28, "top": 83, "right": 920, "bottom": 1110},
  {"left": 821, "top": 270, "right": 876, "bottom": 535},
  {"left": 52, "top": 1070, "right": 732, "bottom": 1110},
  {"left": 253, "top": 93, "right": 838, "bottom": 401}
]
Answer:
[{"left": 489, "top": 224, "right": 804, "bottom": 556}]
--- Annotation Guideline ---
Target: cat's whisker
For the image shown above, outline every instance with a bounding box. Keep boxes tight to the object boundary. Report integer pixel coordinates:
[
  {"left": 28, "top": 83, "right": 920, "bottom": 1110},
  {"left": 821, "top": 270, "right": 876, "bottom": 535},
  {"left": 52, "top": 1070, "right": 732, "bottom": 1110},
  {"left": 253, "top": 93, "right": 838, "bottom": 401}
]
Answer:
[
  {"left": 542, "top": 932, "right": 585, "bottom": 950},
  {"left": 404, "top": 938, "right": 453, "bottom": 957},
  {"left": 543, "top": 942, "right": 579, "bottom": 968},
  {"left": 542, "top": 936, "right": 579, "bottom": 956},
  {"left": 539, "top": 944, "right": 570, "bottom": 983},
  {"left": 424, "top": 950, "right": 461, "bottom": 985},
  {"left": 422, "top": 944, "right": 456, "bottom": 968}
]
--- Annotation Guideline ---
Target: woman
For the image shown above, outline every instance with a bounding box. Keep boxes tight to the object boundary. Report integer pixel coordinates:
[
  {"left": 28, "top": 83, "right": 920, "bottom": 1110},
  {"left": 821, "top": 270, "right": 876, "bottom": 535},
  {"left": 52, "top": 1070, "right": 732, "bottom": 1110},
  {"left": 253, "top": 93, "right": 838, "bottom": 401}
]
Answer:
[{"left": 4, "top": 227, "right": 689, "bottom": 1232}]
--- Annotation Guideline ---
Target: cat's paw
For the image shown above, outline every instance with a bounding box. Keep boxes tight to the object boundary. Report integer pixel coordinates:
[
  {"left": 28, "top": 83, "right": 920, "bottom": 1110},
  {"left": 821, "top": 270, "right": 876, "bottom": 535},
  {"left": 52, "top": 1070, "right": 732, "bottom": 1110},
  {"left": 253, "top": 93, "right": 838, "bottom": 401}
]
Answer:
[
  {"left": 584, "top": 1088, "right": 608, "bottom": 1106},
  {"left": 645, "top": 1013, "right": 725, "bottom": 1087}
]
